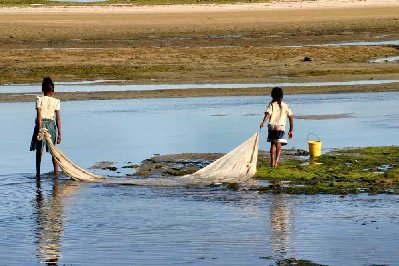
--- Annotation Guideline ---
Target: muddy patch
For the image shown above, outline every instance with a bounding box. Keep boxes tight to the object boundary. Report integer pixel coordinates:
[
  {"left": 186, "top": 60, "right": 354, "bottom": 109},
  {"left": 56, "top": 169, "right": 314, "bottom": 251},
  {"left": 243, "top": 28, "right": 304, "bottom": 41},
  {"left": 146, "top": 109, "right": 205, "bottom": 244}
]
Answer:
[
  {"left": 129, "top": 149, "right": 307, "bottom": 179},
  {"left": 129, "top": 153, "right": 224, "bottom": 177},
  {"left": 276, "top": 258, "right": 326, "bottom": 266},
  {"left": 90, "top": 161, "right": 116, "bottom": 171}
]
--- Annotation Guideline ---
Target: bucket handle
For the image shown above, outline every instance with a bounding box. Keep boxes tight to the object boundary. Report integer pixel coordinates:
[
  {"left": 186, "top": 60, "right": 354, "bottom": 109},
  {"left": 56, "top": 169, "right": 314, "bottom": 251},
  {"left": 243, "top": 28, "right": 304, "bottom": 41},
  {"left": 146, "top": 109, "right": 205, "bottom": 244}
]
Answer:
[{"left": 307, "top": 133, "right": 320, "bottom": 141}]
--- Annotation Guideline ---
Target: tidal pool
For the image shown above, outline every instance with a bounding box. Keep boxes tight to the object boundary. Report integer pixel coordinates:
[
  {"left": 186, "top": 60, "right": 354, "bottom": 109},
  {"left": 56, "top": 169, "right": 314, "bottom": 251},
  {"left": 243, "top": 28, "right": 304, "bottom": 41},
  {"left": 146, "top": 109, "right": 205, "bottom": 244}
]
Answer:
[
  {"left": 285, "top": 39, "right": 399, "bottom": 48},
  {"left": 1, "top": 91, "right": 399, "bottom": 265},
  {"left": 369, "top": 56, "right": 399, "bottom": 63}
]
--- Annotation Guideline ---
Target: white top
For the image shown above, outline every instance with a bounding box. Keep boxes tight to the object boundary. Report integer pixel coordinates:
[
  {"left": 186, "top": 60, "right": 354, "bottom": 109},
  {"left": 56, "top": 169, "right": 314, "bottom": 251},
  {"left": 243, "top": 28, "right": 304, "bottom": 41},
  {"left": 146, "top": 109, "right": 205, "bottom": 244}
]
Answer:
[
  {"left": 35, "top": 96, "right": 60, "bottom": 120},
  {"left": 266, "top": 101, "right": 293, "bottom": 129}
]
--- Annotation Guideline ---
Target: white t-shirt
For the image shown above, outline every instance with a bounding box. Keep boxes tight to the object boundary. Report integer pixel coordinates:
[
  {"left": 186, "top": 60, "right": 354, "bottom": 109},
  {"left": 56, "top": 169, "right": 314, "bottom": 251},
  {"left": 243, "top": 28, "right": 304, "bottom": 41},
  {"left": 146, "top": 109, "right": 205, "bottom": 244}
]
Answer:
[
  {"left": 266, "top": 101, "right": 293, "bottom": 129},
  {"left": 35, "top": 96, "right": 60, "bottom": 120}
]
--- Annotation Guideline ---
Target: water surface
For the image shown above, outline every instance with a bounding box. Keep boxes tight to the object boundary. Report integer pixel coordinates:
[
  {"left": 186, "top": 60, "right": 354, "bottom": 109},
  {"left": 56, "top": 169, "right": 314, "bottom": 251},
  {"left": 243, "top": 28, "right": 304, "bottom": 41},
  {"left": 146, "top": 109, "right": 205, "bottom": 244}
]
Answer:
[
  {"left": 285, "top": 39, "right": 399, "bottom": 48},
  {"left": 1, "top": 91, "right": 399, "bottom": 265},
  {"left": 369, "top": 56, "right": 399, "bottom": 63}
]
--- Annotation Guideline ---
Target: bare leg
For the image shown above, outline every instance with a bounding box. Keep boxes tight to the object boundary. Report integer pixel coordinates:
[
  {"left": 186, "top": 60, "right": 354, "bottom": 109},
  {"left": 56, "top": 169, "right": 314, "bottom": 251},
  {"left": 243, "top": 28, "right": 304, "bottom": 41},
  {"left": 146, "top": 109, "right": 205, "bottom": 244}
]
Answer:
[
  {"left": 52, "top": 156, "right": 59, "bottom": 176},
  {"left": 270, "top": 143, "right": 276, "bottom": 167},
  {"left": 275, "top": 143, "right": 282, "bottom": 167},
  {"left": 36, "top": 149, "right": 43, "bottom": 178}
]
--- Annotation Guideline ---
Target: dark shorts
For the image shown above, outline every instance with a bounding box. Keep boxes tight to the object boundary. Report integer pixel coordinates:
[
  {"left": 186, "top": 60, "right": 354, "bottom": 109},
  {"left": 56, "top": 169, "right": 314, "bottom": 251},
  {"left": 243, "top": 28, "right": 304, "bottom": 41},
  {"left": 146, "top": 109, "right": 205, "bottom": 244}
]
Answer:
[
  {"left": 267, "top": 125, "right": 288, "bottom": 146},
  {"left": 30, "top": 119, "right": 57, "bottom": 152}
]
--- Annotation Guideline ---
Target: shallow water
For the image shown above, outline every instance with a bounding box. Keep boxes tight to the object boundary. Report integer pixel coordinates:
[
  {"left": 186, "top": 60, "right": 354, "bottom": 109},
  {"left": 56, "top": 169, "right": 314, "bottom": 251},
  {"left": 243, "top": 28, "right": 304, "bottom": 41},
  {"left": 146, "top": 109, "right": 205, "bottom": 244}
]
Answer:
[
  {"left": 1, "top": 79, "right": 399, "bottom": 93},
  {"left": 1, "top": 176, "right": 398, "bottom": 265},
  {"left": 2, "top": 91, "right": 399, "bottom": 173},
  {"left": 315, "top": 39, "right": 399, "bottom": 47},
  {"left": 285, "top": 39, "right": 399, "bottom": 48},
  {"left": 1, "top": 92, "right": 399, "bottom": 264},
  {"left": 369, "top": 56, "right": 399, "bottom": 63}
]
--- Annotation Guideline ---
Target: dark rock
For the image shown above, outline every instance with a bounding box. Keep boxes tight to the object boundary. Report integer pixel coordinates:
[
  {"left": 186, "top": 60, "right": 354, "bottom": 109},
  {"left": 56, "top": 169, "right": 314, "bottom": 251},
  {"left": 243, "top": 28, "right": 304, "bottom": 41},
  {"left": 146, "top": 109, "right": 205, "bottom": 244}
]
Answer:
[
  {"left": 303, "top": 56, "right": 312, "bottom": 62},
  {"left": 103, "top": 166, "right": 117, "bottom": 171}
]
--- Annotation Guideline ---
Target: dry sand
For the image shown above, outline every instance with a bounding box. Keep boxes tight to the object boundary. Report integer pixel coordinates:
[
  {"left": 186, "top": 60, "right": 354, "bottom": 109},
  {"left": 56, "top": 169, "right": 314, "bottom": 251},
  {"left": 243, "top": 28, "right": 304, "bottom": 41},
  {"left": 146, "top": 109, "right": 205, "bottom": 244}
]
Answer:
[{"left": 1, "top": 0, "right": 399, "bottom": 13}]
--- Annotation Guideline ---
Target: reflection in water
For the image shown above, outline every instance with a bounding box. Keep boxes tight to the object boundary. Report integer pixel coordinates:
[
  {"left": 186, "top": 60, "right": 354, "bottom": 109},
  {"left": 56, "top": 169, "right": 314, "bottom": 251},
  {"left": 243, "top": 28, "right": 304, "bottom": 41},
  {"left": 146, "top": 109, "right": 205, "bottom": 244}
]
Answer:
[
  {"left": 34, "top": 178, "right": 79, "bottom": 265},
  {"left": 269, "top": 193, "right": 295, "bottom": 259}
]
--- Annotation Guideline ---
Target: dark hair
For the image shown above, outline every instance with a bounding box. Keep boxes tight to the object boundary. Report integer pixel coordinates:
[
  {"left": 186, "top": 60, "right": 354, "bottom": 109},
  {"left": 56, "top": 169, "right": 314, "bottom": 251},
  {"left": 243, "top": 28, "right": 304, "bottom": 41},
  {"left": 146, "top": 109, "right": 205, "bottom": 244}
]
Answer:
[
  {"left": 42, "top": 77, "right": 54, "bottom": 93},
  {"left": 270, "top": 87, "right": 283, "bottom": 108}
]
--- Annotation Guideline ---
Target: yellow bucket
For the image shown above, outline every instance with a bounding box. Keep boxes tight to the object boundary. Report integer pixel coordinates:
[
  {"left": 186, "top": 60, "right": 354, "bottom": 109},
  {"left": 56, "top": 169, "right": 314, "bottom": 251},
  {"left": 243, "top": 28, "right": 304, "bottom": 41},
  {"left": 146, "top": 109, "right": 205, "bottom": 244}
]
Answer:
[{"left": 307, "top": 133, "right": 322, "bottom": 158}]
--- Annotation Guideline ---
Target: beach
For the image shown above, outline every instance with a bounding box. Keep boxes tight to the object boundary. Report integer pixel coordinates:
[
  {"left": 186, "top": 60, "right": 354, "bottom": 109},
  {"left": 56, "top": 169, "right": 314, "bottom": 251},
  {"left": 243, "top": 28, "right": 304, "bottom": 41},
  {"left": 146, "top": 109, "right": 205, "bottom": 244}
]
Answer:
[
  {"left": 1, "top": 2, "right": 399, "bottom": 264},
  {"left": 0, "top": 0, "right": 398, "bottom": 101}
]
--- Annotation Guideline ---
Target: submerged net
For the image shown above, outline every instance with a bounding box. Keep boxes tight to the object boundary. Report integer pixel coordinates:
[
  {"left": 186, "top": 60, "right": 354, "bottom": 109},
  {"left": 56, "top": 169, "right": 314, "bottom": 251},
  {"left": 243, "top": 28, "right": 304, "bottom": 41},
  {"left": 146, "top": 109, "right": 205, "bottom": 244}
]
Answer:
[
  {"left": 37, "top": 128, "right": 105, "bottom": 182},
  {"left": 38, "top": 128, "right": 259, "bottom": 184}
]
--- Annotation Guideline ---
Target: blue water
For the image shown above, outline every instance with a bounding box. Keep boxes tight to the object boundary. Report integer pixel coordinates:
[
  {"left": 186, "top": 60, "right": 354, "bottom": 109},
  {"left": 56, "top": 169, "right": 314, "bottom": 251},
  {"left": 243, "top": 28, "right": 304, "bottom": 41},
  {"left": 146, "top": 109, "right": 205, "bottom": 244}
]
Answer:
[{"left": 1, "top": 92, "right": 399, "bottom": 265}]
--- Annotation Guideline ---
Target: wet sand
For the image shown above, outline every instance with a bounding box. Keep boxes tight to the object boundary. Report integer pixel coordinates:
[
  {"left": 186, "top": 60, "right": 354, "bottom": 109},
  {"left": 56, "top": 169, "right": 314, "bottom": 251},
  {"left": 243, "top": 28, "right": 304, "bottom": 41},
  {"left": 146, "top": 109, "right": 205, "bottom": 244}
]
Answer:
[{"left": 0, "top": 1, "right": 398, "bottom": 88}]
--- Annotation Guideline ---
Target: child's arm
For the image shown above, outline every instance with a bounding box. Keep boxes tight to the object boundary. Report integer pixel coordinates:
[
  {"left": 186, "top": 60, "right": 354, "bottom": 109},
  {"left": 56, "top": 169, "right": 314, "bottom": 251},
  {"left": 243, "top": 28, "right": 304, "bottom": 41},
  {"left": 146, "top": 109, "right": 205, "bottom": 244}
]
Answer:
[
  {"left": 36, "top": 108, "right": 42, "bottom": 129},
  {"left": 55, "top": 110, "right": 62, "bottom": 144},
  {"left": 260, "top": 113, "right": 270, "bottom": 129},
  {"left": 288, "top": 115, "right": 294, "bottom": 139}
]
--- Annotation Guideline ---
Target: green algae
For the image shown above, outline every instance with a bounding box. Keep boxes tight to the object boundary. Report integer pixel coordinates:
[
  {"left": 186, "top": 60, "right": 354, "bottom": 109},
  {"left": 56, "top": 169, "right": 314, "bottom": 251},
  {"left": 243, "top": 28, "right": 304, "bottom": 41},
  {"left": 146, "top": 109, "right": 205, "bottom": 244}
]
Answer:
[
  {"left": 256, "top": 146, "right": 399, "bottom": 194},
  {"left": 127, "top": 147, "right": 399, "bottom": 194}
]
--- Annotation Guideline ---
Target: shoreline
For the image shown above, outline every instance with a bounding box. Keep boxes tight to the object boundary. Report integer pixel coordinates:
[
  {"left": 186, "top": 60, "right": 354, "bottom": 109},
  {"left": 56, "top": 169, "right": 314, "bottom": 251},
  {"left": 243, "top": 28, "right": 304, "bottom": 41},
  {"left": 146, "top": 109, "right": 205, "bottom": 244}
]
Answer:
[{"left": 2, "top": 83, "right": 399, "bottom": 103}]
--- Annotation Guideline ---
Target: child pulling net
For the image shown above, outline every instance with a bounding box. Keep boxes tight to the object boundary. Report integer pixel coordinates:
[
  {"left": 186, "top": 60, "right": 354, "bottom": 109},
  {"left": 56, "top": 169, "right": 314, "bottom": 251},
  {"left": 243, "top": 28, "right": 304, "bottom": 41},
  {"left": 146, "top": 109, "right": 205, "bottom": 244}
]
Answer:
[
  {"left": 37, "top": 128, "right": 104, "bottom": 182},
  {"left": 37, "top": 128, "right": 259, "bottom": 184}
]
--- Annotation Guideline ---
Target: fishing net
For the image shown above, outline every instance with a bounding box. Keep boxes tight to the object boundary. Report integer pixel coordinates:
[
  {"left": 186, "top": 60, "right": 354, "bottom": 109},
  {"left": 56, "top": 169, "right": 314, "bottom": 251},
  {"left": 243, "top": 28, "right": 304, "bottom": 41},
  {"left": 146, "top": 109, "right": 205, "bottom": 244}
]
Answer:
[
  {"left": 183, "top": 132, "right": 259, "bottom": 183},
  {"left": 38, "top": 128, "right": 259, "bottom": 184},
  {"left": 37, "top": 128, "right": 105, "bottom": 182}
]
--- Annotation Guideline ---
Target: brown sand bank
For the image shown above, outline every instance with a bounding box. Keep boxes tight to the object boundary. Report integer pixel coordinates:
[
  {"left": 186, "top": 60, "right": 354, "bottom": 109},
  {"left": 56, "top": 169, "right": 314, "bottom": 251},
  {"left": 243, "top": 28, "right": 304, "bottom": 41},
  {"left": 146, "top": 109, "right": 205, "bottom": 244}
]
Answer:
[
  {"left": 1, "top": 46, "right": 399, "bottom": 85},
  {"left": 2, "top": 83, "right": 399, "bottom": 103},
  {"left": 0, "top": 3, "right": 398, "bottom": 86}
]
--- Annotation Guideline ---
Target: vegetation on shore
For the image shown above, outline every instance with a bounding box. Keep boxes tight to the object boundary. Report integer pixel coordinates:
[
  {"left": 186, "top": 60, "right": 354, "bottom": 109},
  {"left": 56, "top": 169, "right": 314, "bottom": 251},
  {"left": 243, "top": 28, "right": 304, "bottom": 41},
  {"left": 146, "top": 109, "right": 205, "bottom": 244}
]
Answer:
[
  {"left": 128, "top": 146, "right": 399, "bottom": 194},
  {"left": 1, "top": 45, "right": 398, "bottom": 86},
  {"left": 0, "top": 6, "right": 398, "bottom": 86},
  {"left": 256, "top": 146, "right": 399, "bottom": 194}
]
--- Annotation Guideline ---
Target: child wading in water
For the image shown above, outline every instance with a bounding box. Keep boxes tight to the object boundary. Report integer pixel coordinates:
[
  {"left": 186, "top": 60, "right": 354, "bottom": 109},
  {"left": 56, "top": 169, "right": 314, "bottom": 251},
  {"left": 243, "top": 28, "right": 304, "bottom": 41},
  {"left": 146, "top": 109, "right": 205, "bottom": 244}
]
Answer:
[
  {"left": 260, "top": 87, "right": 294, "bottom": 167},
  {"left": 30, "top": 77, "right": 62, "bottom": 178}
]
